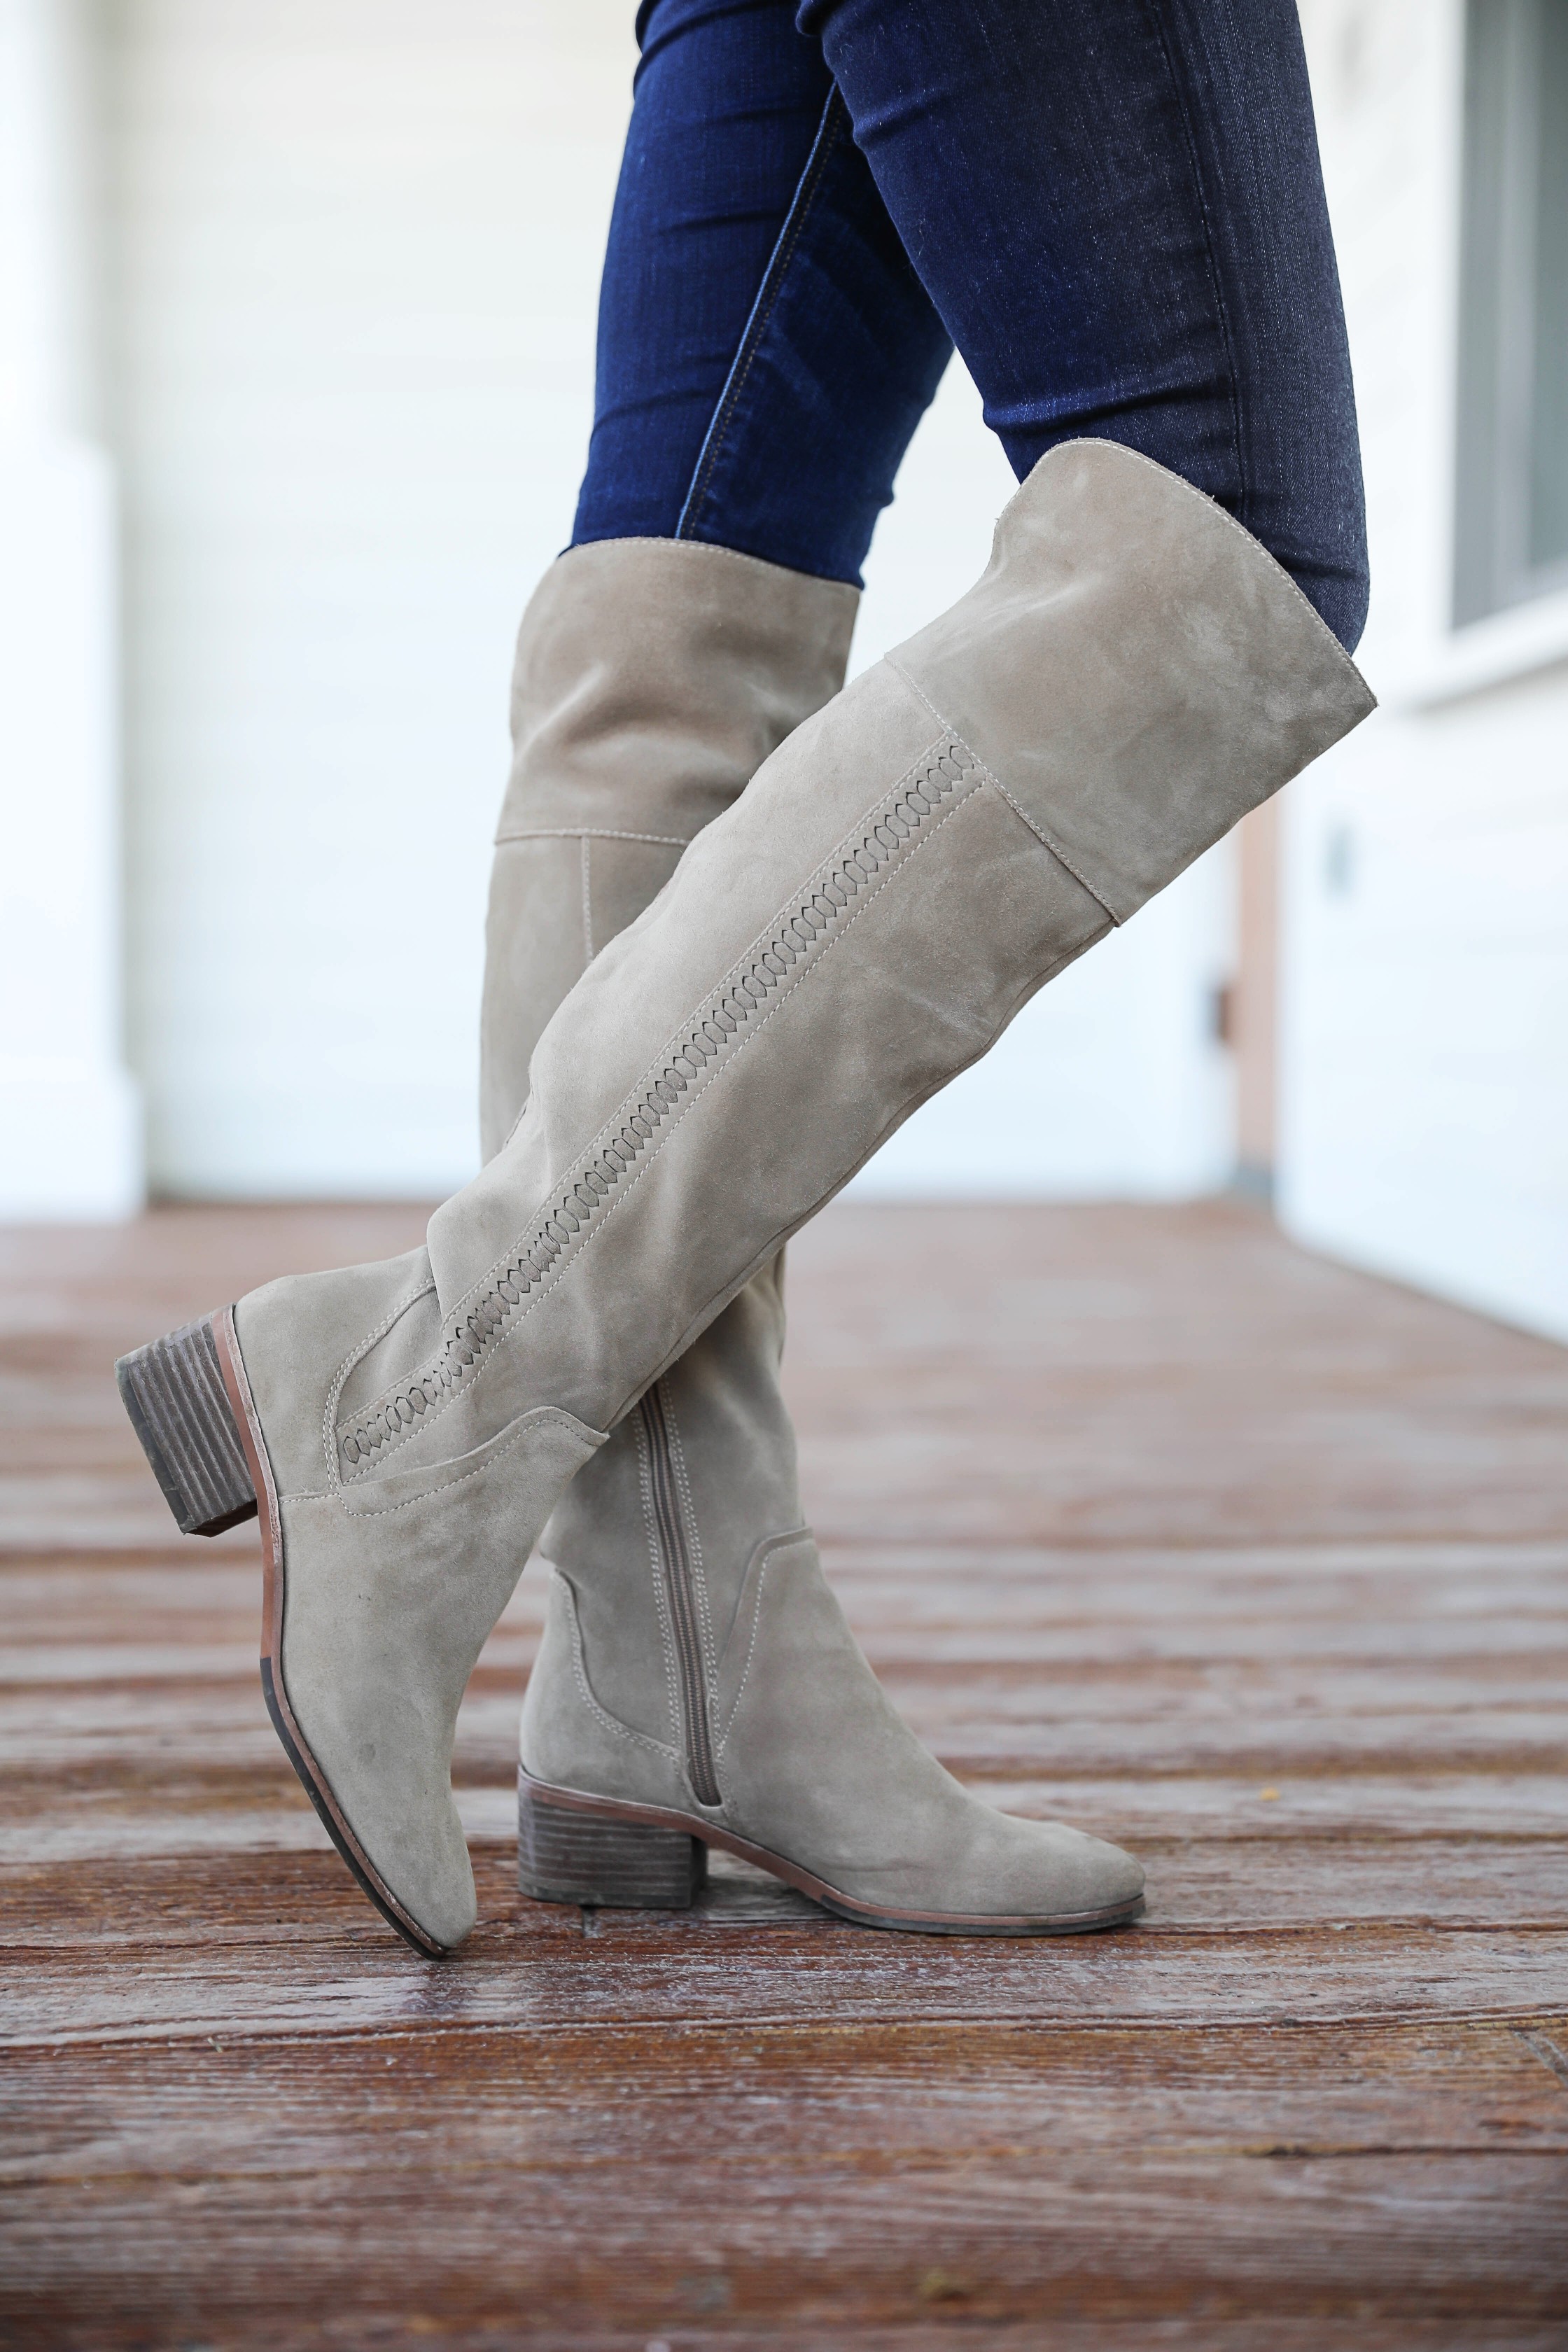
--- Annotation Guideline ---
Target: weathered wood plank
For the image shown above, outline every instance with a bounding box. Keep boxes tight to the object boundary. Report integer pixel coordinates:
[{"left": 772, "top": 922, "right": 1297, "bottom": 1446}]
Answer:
[
  {"left": 4, "top": 1868, "right": 1566, "bottom": 2045},
  {"left": 4, "top": 1199, "right": 1567, "bottom": 2344},
  {"left": 10, "top": 2017, "right": 1568, "bottom": 2161},
  {"left": 4, "top": 2140, "right": 1567, "bottom": 2335},
  {"left": 4, "top": 1828, "right": 1568, "bottom": 1933}
]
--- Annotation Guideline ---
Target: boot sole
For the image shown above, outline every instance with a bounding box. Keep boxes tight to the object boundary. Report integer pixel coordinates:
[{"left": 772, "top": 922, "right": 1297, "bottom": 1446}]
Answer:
[
  {"left": 519, "top": 1771, "right": 1144, "bottom": 1935},
  {"left": 117, "top": 1310, "right": 449, "bottom": 1959}
]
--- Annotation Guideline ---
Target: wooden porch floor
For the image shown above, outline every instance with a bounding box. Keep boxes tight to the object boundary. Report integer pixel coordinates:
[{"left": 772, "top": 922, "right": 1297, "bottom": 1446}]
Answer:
[{"left": 2, "top": 1198, "right": 1567, "bottom": 2348}]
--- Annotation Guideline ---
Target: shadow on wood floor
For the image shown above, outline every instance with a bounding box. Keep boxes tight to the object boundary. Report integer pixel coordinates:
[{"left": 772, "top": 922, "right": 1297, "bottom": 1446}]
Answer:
[{"left": 2, "top": 1198, "right": 1566, "bottom": 2348}]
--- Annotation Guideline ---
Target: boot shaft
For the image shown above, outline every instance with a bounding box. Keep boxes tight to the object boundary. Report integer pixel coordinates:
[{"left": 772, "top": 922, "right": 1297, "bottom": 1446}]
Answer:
[{"left": 482, "top": 538, "right": 859, "bottom": 1153}]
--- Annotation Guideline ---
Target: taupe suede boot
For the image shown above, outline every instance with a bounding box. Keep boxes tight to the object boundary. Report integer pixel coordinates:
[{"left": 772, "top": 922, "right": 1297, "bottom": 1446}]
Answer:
[
  {"left": 477, "top": 540, "right": 872, "bottom": 1917},
  {"left": 117, "top": 442, "right": 1373, "bottom": 1956},
  {"left": 479, "top": 539, "right": 860, "bottom": 1157}
]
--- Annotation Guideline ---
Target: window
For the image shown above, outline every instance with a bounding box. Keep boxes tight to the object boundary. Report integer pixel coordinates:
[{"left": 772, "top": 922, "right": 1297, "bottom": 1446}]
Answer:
[{"left": 1454, "top": 0, "right": 1568, "bottom": 623}]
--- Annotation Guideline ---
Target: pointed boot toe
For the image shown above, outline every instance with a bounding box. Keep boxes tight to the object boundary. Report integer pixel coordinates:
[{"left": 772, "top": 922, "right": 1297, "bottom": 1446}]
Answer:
[
  {"left": 521, "top": 1531, "right": 1145, "bottom": 1934},
  {"left": 265, "top": 1504, "right": 484, "bottom": 1956},
  {"left": 710, "top": 1541, "right": 1147, "bottom": 1933},
  {"left": 971, "top": 1815, "right": 1146, "bottom": 1926}
]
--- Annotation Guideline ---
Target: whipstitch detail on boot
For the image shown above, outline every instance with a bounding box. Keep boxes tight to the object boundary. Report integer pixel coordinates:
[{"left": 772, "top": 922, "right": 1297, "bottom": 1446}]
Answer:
[{"left": 336, "top": 734, "right": 981, "bottom": 1476}]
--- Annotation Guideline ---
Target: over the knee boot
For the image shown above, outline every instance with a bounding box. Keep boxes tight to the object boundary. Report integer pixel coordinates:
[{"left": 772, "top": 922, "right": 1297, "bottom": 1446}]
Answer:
[
  {"left": 118, "top": 443, "right": 1373, "bottom": 1954},
  {"left": 479, "top": 539, "right": 859, "bottom": 1157},
  {"left": 477, "top": 539, "right": 860, "bottom": 1911}
]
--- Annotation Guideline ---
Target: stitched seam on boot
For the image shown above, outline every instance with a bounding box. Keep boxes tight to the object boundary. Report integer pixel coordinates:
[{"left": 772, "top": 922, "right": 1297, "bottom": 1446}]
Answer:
[
  {"left": 339, "top": 749, "right": 986, "bottom": 1474},
  {"left": 341, "top": 773, "right": 982, "bottom": 1476},
  {"left": 335, "top": 733, "right": 986, "bottom": 1475},
  {"left": 559, "top": 1567, "right": 680, "bottom": 1762},
  {"left": 715, "top": 1560, "right": 770, "bottom": 1758},
  {"left": 631, "top": 1401, "right": 690, "bottom": 1754},
  {"left": 335, "top": 1408, "right": 602, "bottom": 1518},
  {"left": 889, "top": 661, "right": 1122, "bottom": 924},
  {"left": 518, "top": 786, "right": 987, "bottom": 1340},
  {"left": 319, "top": 1270, "right": 440, "bottom": 1490},
  {"left": 594, "top": 873, "right": 1107, "bottom": 1418},
  {"left": 713, "top": 1527, "right": 811, "bottom": 1754}
]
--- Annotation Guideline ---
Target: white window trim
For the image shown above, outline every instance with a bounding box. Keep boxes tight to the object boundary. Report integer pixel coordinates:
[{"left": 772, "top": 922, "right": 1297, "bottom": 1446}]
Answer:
[
  {"left": 1383, "top": 577, "right": 1568, "bottom": 709},
  {"left": 1362, "top": 0, "right": 1568, "bottom": 715}
]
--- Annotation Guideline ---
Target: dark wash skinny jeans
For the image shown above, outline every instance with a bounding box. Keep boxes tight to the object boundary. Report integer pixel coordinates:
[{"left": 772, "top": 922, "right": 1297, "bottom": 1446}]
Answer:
[{"left": 571, "top": 0, "right": 1369, "bottom": 653}]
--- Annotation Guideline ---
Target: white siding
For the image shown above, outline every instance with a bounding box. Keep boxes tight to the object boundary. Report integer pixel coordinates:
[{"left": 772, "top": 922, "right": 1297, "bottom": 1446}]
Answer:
[
  {"left": 112, "top": 0, "right": 636, "bottom": 1198},
  {"left": 0, "top": 0, "right": 139, "bottom": 1219},
  {"left": 1285, "top": 0, "right": 1568, "bottom": 1341}
]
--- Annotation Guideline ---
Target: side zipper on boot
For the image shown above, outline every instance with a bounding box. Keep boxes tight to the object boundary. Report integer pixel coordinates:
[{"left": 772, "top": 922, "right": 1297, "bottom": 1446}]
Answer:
[{"left": 636, "top": 1381, "right": 722, "bottom": 1806}]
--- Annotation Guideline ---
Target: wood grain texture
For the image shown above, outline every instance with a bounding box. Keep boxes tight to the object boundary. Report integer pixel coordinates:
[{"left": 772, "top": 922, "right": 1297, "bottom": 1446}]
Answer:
[{"left": 2, "top": 1200, "right": 1567, "bottom": 2348}]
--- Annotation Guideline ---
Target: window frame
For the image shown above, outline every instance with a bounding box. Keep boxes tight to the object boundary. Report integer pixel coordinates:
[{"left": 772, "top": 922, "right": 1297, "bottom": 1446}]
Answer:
[{"left": 1453, "top": 0, "right": 1568, "bottom": 625}]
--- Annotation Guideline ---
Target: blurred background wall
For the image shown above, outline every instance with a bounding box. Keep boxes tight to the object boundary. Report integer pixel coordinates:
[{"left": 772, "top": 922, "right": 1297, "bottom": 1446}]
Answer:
[
  {"left": 1287, "top": 0, "right": 1568, "bottom": 1341},
  {"left": 1, "top": 0, "right": 1564, "bottom": 1337},
  {"left": 1, "top": 0, "right": 134, "bottom": 1215}
]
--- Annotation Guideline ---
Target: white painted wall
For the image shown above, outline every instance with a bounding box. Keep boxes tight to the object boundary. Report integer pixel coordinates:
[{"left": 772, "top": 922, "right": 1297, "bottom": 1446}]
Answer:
[
  {"left": 1284, "top": 0, "right": 1568, "bottom": 1341},
  {"left": 110, "top": 0, "right": 636, "bottom": 1199},
  {"left": 0, "top": 0, "right": 141, "bottom": 1217},
  {"left": 101, "top": 0, "right": 1233, "bottom": 1203}
]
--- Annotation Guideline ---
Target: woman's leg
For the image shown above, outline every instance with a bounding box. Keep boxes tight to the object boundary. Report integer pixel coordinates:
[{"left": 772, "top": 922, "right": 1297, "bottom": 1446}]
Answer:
[
  {"left": 571, "top": 0, "right": 952, "bottom": 582},
  {"left": 800, "top": 0, "right": 1368, "bottom": 650},
  {"left": 577, "top": 0, "right": 1368, "bottom": 647}
]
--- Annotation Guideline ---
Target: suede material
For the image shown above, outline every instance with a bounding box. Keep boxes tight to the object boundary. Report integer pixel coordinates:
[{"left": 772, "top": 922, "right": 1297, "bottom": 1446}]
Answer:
[
  {"left": 892, "top": 442, "right": 1376, "bottom": 923},
  {"left": 483, "top": 538, "right": 859, "bottom": 1790},
  {"left": 494, "top": 537, "right": 861, "bottom": 845},
  {"left": 539, "top": 1412, "right": 682, "bottom": 1750},
  {"left": 710, "top": 1534, "right": 1143, "bottom": 1916},
  {"left": 236, "top": 1247, "right": 437, "bottom": 1501},
  {"left": 427, "top": 680, "right": 1115, "bottom": 1445},
  {"left": 482, "top": 537, "right": 858, "bottom": 1157},
  {"left": 271, "top": 1395, "right": 603, "bottom": 1949},
  {"left": 482, "top": 834, "right": 684, "bottom": 1160},
  {"left": 226, "top": 444, "right": 1372, "bottom": 1945},
  {"left": 424, "top": 447, "right": 1370, "bottom": 1413},
  {"left": 526, "top": 1259, "right": 806, "bottom": 1776},
  {"left": 486, "top": 542, "right": 983, "bottom": 1886},
  {"left": 631, "top": 1257, "right": 804, "bottom": 1667},
  {"left": 336, "top": 1274, "right": 447, "bottom": 1436},
  {"left": 488, "top": 458, "right": 1361, "bottom": 1926},
  {"left": 434, "top": 659, "right": 952, "bottom": 1320},
  {"left": 518, "top": 1567, "right": 694, "bottom": 1811}
]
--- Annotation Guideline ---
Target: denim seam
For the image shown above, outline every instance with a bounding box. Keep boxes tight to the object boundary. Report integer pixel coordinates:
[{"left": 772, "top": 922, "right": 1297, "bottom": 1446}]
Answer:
[
  {"left": 676, "top": 88, "right": 848, "bottom": 542},
  {"left": 1138, "top": 0, "right": 1249, "bottom": 536}
]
